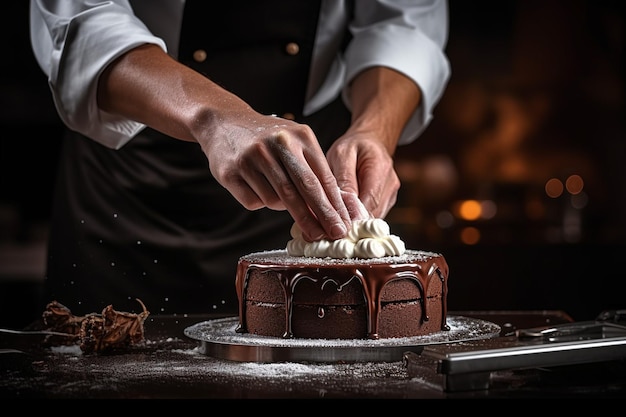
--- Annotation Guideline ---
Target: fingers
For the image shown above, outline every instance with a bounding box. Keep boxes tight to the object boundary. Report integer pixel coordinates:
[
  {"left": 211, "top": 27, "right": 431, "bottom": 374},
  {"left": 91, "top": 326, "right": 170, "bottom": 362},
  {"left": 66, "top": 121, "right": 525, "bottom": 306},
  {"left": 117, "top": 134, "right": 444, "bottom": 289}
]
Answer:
[
  {"left": 270, "top": 130, "right": 351, "bottom": 240},
  {"left": 326, "top": 137, "right": 370, "bottom": 221},
  {"left": 231, "top": 172, "right": 286, "bottom": 211},
  {"left": 358, "top": 173, "right": 398, "bottom": 219},
  {"left": 349, "top": 154, "right": 399, "bottom": 219},
  {"left": 327, "top": 132, "right": 400, "bottom": 220}
]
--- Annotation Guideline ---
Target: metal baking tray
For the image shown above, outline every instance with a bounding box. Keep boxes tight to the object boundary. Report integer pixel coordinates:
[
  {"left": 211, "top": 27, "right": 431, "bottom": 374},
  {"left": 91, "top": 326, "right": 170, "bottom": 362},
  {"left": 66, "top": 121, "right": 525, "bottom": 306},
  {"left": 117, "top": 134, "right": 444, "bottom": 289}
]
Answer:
[{"left": 184, "top": 315, "right": 501, "bottom": 363}]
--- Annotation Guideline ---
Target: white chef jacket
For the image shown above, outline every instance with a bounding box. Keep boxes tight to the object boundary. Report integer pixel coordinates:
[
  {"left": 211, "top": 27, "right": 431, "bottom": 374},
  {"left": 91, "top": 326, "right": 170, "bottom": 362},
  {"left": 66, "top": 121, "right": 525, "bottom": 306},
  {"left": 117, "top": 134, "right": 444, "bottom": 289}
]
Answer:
[{"left": 30, "top": 0, "right": 450, "bottom": 150}]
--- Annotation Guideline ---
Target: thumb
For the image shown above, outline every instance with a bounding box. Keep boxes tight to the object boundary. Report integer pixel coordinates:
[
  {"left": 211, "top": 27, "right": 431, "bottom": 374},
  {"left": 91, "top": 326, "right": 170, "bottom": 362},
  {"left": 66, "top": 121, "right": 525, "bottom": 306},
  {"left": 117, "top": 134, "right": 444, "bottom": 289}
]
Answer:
[{"left": 340, "top": 190, "right": 371, "bottom": 221}]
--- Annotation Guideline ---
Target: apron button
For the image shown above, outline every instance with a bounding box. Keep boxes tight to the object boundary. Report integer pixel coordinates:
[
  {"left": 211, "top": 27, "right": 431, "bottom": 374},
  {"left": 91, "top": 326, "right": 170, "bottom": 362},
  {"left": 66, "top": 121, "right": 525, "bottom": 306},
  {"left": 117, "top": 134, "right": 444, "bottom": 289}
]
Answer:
[
  {"left": 193, "top": 49, "right": 207, "bottom": 62},
  {"left": 285, "top": 42, "right": 300, "bottom": 55}
]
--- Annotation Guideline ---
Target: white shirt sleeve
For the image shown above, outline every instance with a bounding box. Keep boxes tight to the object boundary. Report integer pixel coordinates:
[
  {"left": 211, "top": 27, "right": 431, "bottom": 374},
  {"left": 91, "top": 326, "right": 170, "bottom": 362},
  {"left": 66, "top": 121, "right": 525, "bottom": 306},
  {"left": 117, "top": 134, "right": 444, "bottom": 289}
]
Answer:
[
  {"left": 342, "top": 0, "right": 451, "bottom": 145},
  {"left": 30, "top": 0, "right": 168, "bottom": 149},
  {"left": 30, "top": 0, "right": 449, "bottom": 149}
]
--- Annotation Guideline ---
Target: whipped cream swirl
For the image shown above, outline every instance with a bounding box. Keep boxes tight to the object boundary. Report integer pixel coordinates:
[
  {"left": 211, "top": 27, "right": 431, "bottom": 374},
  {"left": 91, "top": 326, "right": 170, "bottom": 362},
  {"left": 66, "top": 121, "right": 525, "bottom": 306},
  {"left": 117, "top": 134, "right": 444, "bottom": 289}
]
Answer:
[{"left": 286, "top": 218, "right": 406, "bottom": 259}]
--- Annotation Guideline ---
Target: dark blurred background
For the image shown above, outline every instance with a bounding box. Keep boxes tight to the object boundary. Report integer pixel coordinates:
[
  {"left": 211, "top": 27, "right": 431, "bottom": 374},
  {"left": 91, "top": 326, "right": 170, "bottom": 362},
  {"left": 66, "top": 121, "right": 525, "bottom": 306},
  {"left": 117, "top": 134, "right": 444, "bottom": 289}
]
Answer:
[{"left": 1, "top": 1, "right": 625, "bottom": 328}]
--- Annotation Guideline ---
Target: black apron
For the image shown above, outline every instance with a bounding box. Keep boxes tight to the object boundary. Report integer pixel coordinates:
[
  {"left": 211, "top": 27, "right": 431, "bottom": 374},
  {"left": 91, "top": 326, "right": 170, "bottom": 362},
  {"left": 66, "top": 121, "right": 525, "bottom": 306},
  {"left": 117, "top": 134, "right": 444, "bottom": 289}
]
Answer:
[{"left": 43, "top": 0, "right": 351, "bottom": 316}]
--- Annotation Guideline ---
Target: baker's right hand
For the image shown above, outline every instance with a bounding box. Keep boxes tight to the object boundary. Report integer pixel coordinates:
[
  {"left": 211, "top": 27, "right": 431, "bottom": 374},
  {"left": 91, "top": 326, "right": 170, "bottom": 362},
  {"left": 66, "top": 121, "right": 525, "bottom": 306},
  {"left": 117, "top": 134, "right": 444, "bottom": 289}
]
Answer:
[{"left": 198, "top": 111, "right": 352, "bottom": 242}]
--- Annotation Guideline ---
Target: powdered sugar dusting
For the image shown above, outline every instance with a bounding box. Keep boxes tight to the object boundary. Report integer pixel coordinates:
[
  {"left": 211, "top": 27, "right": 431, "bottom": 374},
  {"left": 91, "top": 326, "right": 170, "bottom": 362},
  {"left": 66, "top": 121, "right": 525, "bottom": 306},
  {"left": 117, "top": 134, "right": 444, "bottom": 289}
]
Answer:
[
  {"left": 240, "top": 249, "right": 442, "bottom": 266},
  {"left": 1, "top": 320, "right": 487, "bottom": 398}
]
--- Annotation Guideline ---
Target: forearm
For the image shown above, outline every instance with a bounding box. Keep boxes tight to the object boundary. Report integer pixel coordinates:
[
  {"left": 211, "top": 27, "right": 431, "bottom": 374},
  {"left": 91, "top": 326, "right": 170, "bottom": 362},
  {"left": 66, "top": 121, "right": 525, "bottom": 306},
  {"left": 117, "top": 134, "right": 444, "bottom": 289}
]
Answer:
[
  {"left": 97, "top": 43, "right": 250, "bottom": 144},
  {"left": 347, "top": 67, "right": 422, "bottom": 155}
]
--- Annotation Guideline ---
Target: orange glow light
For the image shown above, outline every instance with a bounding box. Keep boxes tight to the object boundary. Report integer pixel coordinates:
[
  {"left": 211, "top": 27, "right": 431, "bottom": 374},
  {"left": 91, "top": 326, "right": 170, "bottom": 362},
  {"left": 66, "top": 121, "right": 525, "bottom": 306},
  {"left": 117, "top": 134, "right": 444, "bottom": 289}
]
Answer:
[
  {"left": 458, "top": 200, "right": 482, "bottom": 221},
  {"left": 460, "top": 227, "right": 480, "bottom": 245},
  {"left": 565, "top": 174, "right": 584, "bottom": 195},
  {"left": 545, "top": 178, "right": 564, "bottom": 198}
]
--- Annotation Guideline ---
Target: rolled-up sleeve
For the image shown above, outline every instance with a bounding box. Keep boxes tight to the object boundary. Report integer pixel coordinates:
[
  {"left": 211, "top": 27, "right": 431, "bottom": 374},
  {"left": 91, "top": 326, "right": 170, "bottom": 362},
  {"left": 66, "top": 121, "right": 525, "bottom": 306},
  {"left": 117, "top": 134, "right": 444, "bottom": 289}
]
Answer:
[
  {"left": 343, "top": 0, "right": 451, "bottom": 145},
  {"left": 30, "top": 0, "right": 167, "bottom": 149}
]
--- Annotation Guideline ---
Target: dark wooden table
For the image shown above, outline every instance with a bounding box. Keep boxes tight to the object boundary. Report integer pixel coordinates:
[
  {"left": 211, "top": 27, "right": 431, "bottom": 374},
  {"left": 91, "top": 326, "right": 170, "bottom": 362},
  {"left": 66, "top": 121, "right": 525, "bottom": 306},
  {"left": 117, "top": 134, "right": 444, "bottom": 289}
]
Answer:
[{"left": 2, "top": 310, "right": 625, "bottom": 399}]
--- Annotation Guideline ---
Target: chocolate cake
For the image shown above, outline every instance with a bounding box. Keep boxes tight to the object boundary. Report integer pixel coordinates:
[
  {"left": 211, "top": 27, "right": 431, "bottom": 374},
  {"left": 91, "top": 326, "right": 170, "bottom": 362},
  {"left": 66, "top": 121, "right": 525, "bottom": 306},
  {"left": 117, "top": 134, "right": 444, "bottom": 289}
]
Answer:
[{"left": 235, "top": 249, "right": 449, "bottom": 340}]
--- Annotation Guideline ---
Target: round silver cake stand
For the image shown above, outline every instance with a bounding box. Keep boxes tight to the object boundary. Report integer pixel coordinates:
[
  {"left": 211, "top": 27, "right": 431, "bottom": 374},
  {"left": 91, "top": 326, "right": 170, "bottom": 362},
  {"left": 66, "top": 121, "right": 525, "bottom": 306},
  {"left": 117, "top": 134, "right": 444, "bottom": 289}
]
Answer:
[{"left": 184, "top": 315, "right": 501, "bottom": 363}]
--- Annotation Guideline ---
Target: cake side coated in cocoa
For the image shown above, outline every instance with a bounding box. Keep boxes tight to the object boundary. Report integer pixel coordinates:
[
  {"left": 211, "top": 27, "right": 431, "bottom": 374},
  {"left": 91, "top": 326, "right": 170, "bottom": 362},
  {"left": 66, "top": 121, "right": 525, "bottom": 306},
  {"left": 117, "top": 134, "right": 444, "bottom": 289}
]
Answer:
[{"left": 235, "top": 249, "right": 449, "bottom": 340}]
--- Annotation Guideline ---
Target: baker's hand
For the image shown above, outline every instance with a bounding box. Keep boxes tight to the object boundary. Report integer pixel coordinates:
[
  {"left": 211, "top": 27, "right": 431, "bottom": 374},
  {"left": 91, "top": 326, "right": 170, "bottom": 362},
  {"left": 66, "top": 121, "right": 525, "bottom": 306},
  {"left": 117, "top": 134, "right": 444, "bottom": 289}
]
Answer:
[
  {"left": 199, "top": 112, "right": 351, "bottom": 242},
  {"left": 327, "top": 130, "right": 400, "bottom": 220}
]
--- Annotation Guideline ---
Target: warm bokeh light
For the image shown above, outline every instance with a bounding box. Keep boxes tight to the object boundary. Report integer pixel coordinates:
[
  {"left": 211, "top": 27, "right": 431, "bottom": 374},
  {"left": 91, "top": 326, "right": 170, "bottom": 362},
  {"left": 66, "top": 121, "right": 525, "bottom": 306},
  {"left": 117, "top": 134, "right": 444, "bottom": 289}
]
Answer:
[
  {"left": 460, "top": 227, "right": 481, "bottom": 244},
  {"left": 545, "top": 178, "right": 564, "bottom": 198},
  {"left": 458, "top": 199, "right": 482, "bottom": 220},
  {"left": 565, "top": 174, "right": 584, "bottom": 195}
]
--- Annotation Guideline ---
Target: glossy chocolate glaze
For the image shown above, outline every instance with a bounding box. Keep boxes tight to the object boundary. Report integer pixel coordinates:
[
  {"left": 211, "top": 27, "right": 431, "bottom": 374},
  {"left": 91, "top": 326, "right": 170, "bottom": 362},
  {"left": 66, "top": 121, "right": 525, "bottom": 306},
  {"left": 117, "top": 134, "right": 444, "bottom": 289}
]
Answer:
[{"left": 235, "top": 250, "right": 449, "bottom": 340}]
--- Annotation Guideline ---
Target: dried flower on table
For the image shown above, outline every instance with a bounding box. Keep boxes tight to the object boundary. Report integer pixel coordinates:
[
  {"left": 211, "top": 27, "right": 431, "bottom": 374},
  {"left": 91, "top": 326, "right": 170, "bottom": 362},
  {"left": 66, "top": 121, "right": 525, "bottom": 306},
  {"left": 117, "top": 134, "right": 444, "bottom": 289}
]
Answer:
[{"left": 41, "top": 299, "right": 150, "bottom": 354}]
